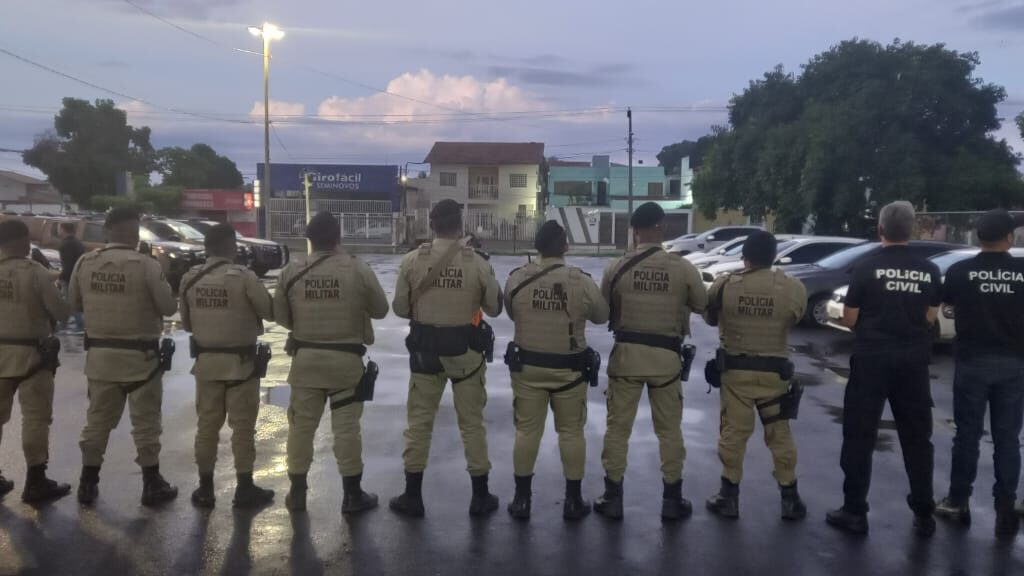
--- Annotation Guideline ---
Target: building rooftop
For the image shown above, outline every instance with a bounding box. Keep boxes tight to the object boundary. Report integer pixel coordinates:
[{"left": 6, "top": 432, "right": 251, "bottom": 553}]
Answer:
[
  {"left": 0, "top": 170, "right": 48, "bottom": 186},
  {"left": 424, "top": 142, "right": 545, "bottom": 166}
]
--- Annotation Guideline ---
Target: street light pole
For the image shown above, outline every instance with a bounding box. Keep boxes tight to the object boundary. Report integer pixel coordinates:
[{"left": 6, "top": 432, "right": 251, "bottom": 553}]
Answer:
[{"left": 249, "top": 23, "right": 284, "bottom": 240}]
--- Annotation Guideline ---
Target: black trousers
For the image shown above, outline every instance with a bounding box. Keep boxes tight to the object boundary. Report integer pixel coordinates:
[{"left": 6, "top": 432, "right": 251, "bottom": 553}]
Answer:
[{"left": 840, "top": 349, "right": 935, "bottom": 515}]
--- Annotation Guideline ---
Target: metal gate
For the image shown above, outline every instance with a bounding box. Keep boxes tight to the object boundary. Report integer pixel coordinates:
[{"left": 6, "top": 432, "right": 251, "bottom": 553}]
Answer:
[{"left": 268, "top": 198, "right": 394, "bottom": 243}]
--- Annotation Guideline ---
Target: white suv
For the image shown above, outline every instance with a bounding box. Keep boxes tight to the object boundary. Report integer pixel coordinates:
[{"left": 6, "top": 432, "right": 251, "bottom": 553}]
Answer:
[{"left": 663, "top": 226, "right": 763, "bottom": 256}]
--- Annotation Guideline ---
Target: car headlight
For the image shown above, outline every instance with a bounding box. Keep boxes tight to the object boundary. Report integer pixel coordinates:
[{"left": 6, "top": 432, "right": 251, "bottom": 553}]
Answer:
[
  {"left": 832, "top": 293, "right": 845, "bottom": 303},
  {"left": 941, "top": 304, "right": 955, "bottom": 319},
  {"left": 167, "top": 252, "right": 178, "bottom": 259}
]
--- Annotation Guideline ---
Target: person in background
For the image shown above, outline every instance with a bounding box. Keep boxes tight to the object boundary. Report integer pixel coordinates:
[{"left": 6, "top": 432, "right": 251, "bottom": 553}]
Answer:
[{"left": 58, "top": 222, "right": 85, "bottom": 331}]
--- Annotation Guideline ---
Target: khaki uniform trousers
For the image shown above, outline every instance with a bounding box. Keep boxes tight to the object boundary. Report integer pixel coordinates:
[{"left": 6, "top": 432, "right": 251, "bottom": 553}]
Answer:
[
  {"left": 0, "top": 370, "right": 55, "bottom": 467},
  {"left": 512, "top": 367, "right": 588, "bottom": 480},
  {"left": 80, "top": 373, "right": 164, "bottom": 468},
  {"left": 718, "top": 369, "right": 797, "bottom": 485},
  {"left": 602, "top": 375, "right": 685, "bottom": 483},
  {"left": 287, "top": 385, "right": 364, "bottom": 477},
  {"left": 195, "top": 377, "right": 260, "bottom": 474},
  {"left": 402, "top": 351, "right": 490, "bottom": 475}
]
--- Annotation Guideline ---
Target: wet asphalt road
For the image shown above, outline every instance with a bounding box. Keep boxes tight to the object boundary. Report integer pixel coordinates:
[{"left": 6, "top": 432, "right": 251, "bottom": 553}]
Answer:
[{"left": 0, "top": 254, "right": 1022, "bottom": 575}]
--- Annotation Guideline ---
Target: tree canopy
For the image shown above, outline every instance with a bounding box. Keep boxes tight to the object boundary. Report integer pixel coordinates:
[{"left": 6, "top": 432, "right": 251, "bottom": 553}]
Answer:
[
  {"left": 22, "top": 98, "right": 157, "bottom": 205},
  {"left": 158, "top": 143, "right": 243, "bottom": 189},
  {"left": 693, "top": 39, "right": 1024, "bottom": 235},
  {"left": 1017, "top": 111, "right": 1024, "bottom": 141},
  {"left": 655, "top": 133, "right": 719, "bottom": 174}
]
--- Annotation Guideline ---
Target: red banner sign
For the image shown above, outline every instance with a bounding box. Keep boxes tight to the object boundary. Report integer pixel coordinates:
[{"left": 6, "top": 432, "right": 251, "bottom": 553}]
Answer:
[{"left": 182, "top": 189, "right": 252, "bottom": 212}]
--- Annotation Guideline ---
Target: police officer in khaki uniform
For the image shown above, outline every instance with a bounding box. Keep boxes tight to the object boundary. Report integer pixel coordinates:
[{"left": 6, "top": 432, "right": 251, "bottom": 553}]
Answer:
[
  {"left": 0, "top": 220, "right": 72, "bottom": 503},
  {"left": 273, "top": 212, "right": 389, "bottom": 515},
  {"left": 594, "top": 203, "right": 707, "bottom": 521},
  {"left": 504, "top": 221, "right": 609, "bottom": 520},
  {"left": 70, "top": 208, "right": 179, "bottom": 506},
  {"left": 390, "top": 199, "right": 503, "bottom": 517},
  {"left": 180, "top": 224, "right": 275, "bottom": 509},
  {"left": 704, "top": 230, "right": 807, "bottom": 520}
]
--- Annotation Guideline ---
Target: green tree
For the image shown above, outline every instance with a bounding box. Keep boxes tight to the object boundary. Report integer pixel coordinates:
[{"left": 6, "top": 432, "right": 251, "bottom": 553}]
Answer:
[
  {"left": 158, "top": 143, "right": 243, "bottom": 189},
  {"left": 1017, "top": 111, "right": 1024, "bottom": 140},
  {"left": 22, "top": 98, "right": 156, "bottom": 205},
  {"left": 655, "top": 132, "right": 720, "bottom": 174},
  {"left": 693, "top": 40, "right": 1024, "bottom": 235}
]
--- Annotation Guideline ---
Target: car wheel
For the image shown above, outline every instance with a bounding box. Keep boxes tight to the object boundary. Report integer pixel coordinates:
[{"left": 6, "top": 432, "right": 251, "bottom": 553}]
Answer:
[{"left": 803, "top": 295, "right": 831, "bottom": 328}]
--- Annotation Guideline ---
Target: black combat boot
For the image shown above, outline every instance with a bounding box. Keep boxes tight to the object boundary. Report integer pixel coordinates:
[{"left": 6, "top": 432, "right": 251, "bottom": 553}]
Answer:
[
  {"left": 0, "top": 472, "right": 14, "bottom": 498},
  {"left": 191, "top": 473, "right": 216, "bottom": 508},
  {"left": 995, "top": 498, "right": 1020, "bottom": 538},
  {"left": 233, "top": 472, "right": 274, "bottom": 509},
  {"left": 468, "top": 474, "right": 499, "bottom": 517},
  {"left": 140, "top": 466, "right": 179, "bottom": 507},
  {"left": 913, "top": 513, "right": 936, "bottom": 538},
  {"left": 341, "top": 474, "right": 378, "bottom": 515},
  {"left": 21, "top": 464, "right": 71, "bottom": 504},
  {"left": 285, "top": 473, "right": 308, "bottom": 512},
  {"left": 661, "top": 480, "right": 693, "bottom": 521},
  {"left": 389, "top": 471, "right": 425, "bottom": 517},
  {"left": 563, "top": 479, "right": 591, "bottom": 521},
  {"left": 935, "top": 496, "right": 971, "bottom": 526},
  {"left": 706, "top": 477, "right": 739, "bottom": 519},
  {"left": 825, "top": 507, "right": 869, "bottom": 535},
  {"left": 780, "top": 481, "right": 807, "bottom": 521},
  {"left": 593, "top": 477, "right": 624, "bottom": 520},
  {"left": 77, "top": 466, "right": 100, "bottom": 505},
  {"left": 507, "top": 475, "right": 532, "bottom": 520}
]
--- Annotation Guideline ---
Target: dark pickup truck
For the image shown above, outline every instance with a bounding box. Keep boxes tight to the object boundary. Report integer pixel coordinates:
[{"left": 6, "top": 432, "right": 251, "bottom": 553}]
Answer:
[{"left": 184, "top": 219, "right": 289, "bottom": 277}]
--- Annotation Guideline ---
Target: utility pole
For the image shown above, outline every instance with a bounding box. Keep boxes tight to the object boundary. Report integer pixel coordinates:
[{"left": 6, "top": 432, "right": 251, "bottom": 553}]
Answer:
[
  {"left": 249, "top": 23, "right": 284, "bottom": 240},
  {"left": 627, "top": 107, "right": 635, "bottom": 250}
]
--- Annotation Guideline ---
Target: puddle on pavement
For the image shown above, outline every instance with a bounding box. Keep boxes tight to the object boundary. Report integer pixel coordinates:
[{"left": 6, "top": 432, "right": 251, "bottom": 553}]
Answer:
[{"left": 262, "top": 385, "right": 290, "bottom": 408}]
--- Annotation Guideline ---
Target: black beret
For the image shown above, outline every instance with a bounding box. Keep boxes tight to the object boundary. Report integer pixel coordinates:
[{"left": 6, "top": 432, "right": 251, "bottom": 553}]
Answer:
[
  {"left": 534, "top": 220, "right": 567, "bottom": 253},
  {"left": 105, "top": 207, "right": 140, "bottom": 228},
  {"left": 204, "top": 223, "right": 237, "bottom": 249},
  {"left": 430, "top": 199, "right": 462, "bottom": 221},
  {"left": 630, "top": 202, "right": 665, "bottom": 229},
  {"left": 305, "top": 211, "right": 340, "bottom": 243},
  {"left": 976, "top": 209, "right": 1024, "bottom": 242},
  {"left": 742, "top": 230, "right": 777, "bottom": 266},
  {"left": 0, "top": 219, "right": 30, "bottom": 244}
]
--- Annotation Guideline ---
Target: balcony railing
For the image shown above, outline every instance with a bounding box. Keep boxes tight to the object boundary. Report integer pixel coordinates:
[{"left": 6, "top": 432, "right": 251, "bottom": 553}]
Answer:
[{"left": 468, "top": 184, "right": 499, "bottom": 200}]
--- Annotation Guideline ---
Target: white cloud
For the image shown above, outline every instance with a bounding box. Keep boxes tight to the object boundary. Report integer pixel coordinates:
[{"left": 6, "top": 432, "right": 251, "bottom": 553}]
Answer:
[
  {"left": 250, "top": 99, "right": 307, "bottom": 117},
  {"left": 316, "top": 69, "right": 545, "bottom": 122}
]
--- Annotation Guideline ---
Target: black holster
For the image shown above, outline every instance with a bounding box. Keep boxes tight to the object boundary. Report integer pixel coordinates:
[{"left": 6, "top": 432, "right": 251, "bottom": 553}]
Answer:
[
  {"left": 158, "top": 338, "right": 175, "bottom": 372},
  {"left": 254, "top": 342, "right": 272, "bottom": 378},
  {"left": 40, "top": 336, "right": 61, "bottom": 374},
  {"left": 582, "top": 347, "right": 601, "bottom": 388},
  {"left": 472, "top": 320, "right": 495, "bottom": 363},
  {"left": 680, "top": 344, "right": 696, "bottom": 382},
  {"left": 330, "top": 361, "right": 379, "bottom": 410},
  {"left": 759, "top": 380, "right": 804, "bottom": 424},
  {"left": 704, "top": 358, "right": 722, "bottom": 392},
  {"left": 504, "top": 342, "right": 524, "bottom": 373}
]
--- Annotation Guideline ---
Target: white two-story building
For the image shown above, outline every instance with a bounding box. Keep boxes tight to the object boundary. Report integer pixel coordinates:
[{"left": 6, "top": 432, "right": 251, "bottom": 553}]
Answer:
[{"left": 406, "top": 142, "right": 545, "bottom": 240}]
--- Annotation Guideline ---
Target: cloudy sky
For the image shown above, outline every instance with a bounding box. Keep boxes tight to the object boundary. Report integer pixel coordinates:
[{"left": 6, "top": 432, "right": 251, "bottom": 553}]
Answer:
[{"left": 1, "top": 0, "right": 1022, "bottom": 181}]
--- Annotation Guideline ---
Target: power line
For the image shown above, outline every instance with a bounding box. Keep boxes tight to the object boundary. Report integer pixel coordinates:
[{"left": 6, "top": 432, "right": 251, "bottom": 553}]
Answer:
[
  {"left": 0, "top": 47, "right": 255, "bottom": 125},
  {"left": 270, "top": 123, "right": 294, "bottom": 160}
]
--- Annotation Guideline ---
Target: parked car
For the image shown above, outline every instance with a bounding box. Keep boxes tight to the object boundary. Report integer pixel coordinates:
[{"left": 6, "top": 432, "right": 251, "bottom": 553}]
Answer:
[
  {"left": 663, "top": 225, "right": 764, "bottom": 255},
  {"left": 826, "top": 247, "right": 1024, "bottom": 339},
  {"left": 685, "top": 236, "right": 750, "bottom": 268},
  {"left": 787, "top": 240, "right": 962, "bottom": 327},
  {"left": 0, "top": 213, "right": 204, "bottom": 291},
  {"left": 185, "top": 219, "right": 289, "bottom": 277},
  {"left": 701, "top": 236, "right": 864, "bottom": 288}
]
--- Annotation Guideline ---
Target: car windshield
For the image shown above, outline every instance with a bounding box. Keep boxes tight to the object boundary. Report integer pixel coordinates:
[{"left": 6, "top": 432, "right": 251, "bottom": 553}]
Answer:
[
  {"left": 775, "top": 240, "right": 798, "bottom": 254},
  {"left": 162, "top": 221, "right": 205, "bottom": 240},
  {"left": 929, "top": 250, "right": 977, "bottom": 274},
  {"left": 723, "top": 241, "right": 747, "bottom": 256},
  {"left": 815, "top": 242, "right": 879, "bottom": 269}
]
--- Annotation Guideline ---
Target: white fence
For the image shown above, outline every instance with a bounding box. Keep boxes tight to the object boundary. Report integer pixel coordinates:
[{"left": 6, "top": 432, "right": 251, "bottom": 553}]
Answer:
[{"left": 269, "top": 198, "right": 394, "bottom": 242}]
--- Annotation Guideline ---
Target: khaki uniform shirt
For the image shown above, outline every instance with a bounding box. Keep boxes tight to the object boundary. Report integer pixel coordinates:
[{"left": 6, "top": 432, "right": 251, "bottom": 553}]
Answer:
[
  {"left": 180, "top": 256, "right": 274, "bottom": 381},
  {"left": 70, "top": 243, "right": 177, "bottom": 381},
  {"left": 392, "top": 238, "right": 502, "bottom": 325},
  {"left": 0, "top": 254, "right": 69, "bottom": 377},
  {"left": 603, "top": 243, "right": 707, "bottom": 377},
  {"left": 273, "top": 249, "right": 389, "bottom": 389},
  {"left": 505, "top": 257, "right": 609, "bottom": 354},
  {"left": 705, "top": 267, "right": 806, "bottom": 358}
]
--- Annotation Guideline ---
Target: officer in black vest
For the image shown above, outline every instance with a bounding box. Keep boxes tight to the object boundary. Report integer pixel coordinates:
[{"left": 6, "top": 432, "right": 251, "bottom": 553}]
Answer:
[
  {"left": 935, "top": 209, "right": 1024, "bottom": 538},
  {"left": 826, "top": 201, "right": 943, "bottom": 537}
]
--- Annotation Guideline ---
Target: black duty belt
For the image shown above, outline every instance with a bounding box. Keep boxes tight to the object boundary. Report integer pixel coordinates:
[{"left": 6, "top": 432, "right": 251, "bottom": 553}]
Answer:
[
  {"left": 518, "top": 348, "right": 588, "bottom": 371},
  {"left": 290, "top": 338, "right": 366, "bottom": 356},
  {"left": 724, "top": 354, "right": 790, "bottom": 375},
  {"left": 84, "top": 337, "right": 160, "bottom": 352},
  {"left": 0, "top": 337, "right": 43, "bottom": 347},
  {"left": 614, "top": 331, "right": 682, "bottom": 353},
  {"left": 195, "top": 344, "right": 254, "bottom": 356}
]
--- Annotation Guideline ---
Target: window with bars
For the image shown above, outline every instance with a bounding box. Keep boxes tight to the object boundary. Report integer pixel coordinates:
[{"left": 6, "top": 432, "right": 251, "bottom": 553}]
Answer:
[
  {"left": 440, "top": 172, "right": 457, "bottom": 187},
  {"left": 647, "top": 182, "right": 664, "bottom": 197},
  {"left": 509, "top": 173, "right": 528, "bottom": 188}
]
